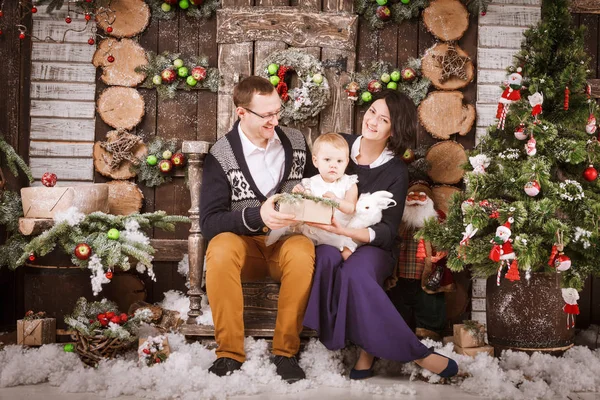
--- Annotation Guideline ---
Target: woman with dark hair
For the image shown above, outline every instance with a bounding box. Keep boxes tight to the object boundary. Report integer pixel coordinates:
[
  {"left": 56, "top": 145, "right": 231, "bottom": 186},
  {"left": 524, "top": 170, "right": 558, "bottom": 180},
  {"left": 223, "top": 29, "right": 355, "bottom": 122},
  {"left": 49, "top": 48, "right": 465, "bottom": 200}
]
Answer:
[{"left": 303, "top": 90, "right": 458, "bottom": 380}]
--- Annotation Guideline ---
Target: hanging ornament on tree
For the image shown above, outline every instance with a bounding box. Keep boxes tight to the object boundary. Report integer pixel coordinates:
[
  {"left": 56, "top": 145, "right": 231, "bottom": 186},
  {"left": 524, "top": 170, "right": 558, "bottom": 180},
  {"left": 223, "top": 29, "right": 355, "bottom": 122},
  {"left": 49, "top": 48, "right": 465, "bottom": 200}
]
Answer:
[
  {"left": 583, "top": 165, "right": 598, "bottom": 181},
  {"left": 41, "top": 172, "right": 57, "bottom": 187},
  {"left": 514, "top": 123, "right": 528, "bottom": 140},
  {"left": 461, "top": 198, "right": 475, "bottom": 214},
  {"left": 28, "top": 253, "right": 35, "bottom": 262},
  {"left": 496, "top": 68, "right": 523, "bottom": 130},
  {"left": 548, "top": 244, "right": 558, "bottom": 266},
  {"left": 554, "top": 253, "right": 571, "bottom": 272},
  {"left": 489, "top": 218, "right": 516, "bottom": 286},
  {"left": 561, "top": 288, "right": 580, "bottom": 329},
  {"left": 585, "top": 114, "right": 597, "bottom": 134},
  {"left": 564, "top": 86, "right": 570, "bottom": 111},
  {"left": 105, "top": 270, "right": 113, "bottom": 280},
  {"left": 524, "top": 180, "right": 541, "bottom": 196},
  {"left": 528, "top": 92, "right": 543, "bottom": 123},
  {"left": 469, "top": 154, "right": 490, "bottom": 174},
  {"left": 505, "top": 259, "right": 520, "bottom": 282},
  {"left": 525, "top": 135, "right": 537, "bottom": 156}
]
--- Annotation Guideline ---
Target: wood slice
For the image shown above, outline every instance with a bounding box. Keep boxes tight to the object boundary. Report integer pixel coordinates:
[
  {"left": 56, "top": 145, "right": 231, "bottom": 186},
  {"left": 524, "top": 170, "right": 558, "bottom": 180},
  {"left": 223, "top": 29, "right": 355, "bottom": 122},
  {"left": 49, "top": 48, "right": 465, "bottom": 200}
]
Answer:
[
  {"left": 19, "top": 218, "right": 54, "bottom": 236},
  {"left": 97, "top": 87, "right": 145, "bottom": 130},
  {"left": 431, "top": 185, "right": 461, "bottom": 216},
  {"left": 107, "top": 180, "right": 144, "bottom": 215},
  {"left": 20, "top": 184, "right": 109, "bottom": 219},
  {"left": 93, "top": 131, "right": 147, "bottom": 180},
  {"left": 92, "top": 38, "right": 148, "bottom": 87},
  {"left": 96, "top": 0, "right": 151, "bottom": 38},
  {"left": 418, "top": 91, "right": 476, "bottom": 140},
  {"left": 422, "top": 0, "right": 469, "bottom": 41},
  {"left": 425, "top": 141, "right": 467, "bottom": 184},
  {"left": 421, "top": 43, "right": 474, "bottom": 90}
]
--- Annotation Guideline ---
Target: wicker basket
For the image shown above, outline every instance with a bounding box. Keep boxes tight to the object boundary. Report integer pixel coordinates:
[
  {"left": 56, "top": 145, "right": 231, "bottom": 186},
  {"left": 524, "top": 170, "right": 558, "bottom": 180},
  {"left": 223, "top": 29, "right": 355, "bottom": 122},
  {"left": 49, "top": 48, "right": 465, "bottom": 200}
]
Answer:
[{"left": 73, "top": 331, "right": 135, "bottom": 367}]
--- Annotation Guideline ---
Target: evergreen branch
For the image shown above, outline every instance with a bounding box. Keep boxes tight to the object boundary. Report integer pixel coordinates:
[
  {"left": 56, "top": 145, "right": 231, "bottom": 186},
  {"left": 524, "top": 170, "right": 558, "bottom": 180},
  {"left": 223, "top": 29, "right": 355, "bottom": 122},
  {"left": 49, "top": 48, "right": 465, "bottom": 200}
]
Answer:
[{"left": 0, "top": 136, "right": 34, "bottom": 183}]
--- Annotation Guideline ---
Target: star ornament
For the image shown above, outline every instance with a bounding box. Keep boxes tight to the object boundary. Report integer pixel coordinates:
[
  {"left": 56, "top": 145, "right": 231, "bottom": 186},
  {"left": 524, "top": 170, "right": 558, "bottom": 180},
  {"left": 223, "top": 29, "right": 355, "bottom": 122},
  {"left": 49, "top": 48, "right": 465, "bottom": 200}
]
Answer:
[
  {"left": 100, "top": 133, "right": 142, "bottom": 170},
  {"left": 433, "top": 44, "right": 471, "bottom": 83}
]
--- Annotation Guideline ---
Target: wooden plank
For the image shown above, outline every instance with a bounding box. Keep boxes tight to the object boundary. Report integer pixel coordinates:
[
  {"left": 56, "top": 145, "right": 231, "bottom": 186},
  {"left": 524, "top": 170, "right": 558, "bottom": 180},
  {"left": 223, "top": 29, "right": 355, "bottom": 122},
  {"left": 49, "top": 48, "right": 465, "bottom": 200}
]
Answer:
[
  {"left": 33, "top": 19, "right": 90, "bottom": 43},
  {"left": 216, "top": 8, "right": 358, "bottom": 52},
  {"left": 319, "top": 48, "right": 356, "bottom": 136},
  {"left": 32, "top": 42, "right": 95, "bottom": 63},
  {"left": 31, "top": 82, "right": 96, "bottom": 101},
  {"left": 476, "top": 103, "right": 498, "bottom": 128},
  {"left": 323, "top": 0, "right": 352, "bottom": 12},
  {"left": 571, "top": 0, "right": 600, "bottom": 14},
  {"left": 478, "top": 5, "right": 541, "bottom": 27},
  {"left": 378, "top": 25, "right": 398, "bottom": 65},
  {"left": 196, "top": 17, "right": 219, "bottom": 144},
  {"left": 254, "top": 41, "right": 288, "bottom": 75},
  {"left": 588, "top": 79, "right": 600, "bottom": 98},
  {"left": 478, "top": 26, "right": 528, "bottom": 49},
  {"left": 29, "top": 157, "right": 94, "bottom": 181},
  {"left": 150, "top": 239, "right": 188, "bottom": 262},
  {"left": 477, "top": 48, "right": 520, "bottom": 70},
  {"left": 477, "top": 84, "right": 503, "bottom": 104},
  {"left": 30, "top": 100, "right": 95, "bottom": 119},
  {"left": 31, "top": 61, "right": 96, "bottom": 83},
  {"left": 478, "top": 68, "right": 509, "bottom": 85},
  {"left": 34, "top": 5, "right": 89, "bottom": 19},
  {"left": 29, "top": 141, "right": 94, "bottom": 157},
  {"left": 30, "top": 117, "right": 96, "bottom": 141}
]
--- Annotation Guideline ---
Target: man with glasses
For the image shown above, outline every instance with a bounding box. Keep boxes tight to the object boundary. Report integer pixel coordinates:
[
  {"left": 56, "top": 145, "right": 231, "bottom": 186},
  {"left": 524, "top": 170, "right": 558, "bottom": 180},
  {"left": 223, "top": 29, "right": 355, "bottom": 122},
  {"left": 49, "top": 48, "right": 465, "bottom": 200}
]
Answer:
[{"left": 200, "top": 76, "right": 318, "bottom": 383}]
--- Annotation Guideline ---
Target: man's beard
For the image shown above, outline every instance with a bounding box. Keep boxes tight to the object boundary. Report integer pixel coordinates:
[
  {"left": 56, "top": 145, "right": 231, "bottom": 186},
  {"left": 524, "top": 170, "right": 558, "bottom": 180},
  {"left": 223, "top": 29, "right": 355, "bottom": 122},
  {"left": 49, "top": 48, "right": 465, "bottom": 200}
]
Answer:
[{"left": 402, "top": 198, "right": 438, "bottom": 229}]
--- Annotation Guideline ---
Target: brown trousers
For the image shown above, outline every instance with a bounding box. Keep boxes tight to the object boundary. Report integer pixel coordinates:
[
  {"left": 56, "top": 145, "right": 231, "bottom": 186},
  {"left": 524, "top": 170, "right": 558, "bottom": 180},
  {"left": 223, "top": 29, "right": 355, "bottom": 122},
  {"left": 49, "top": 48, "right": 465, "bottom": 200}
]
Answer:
[{"left": 205, "top": 233, "right": 315, "bottom": 362}]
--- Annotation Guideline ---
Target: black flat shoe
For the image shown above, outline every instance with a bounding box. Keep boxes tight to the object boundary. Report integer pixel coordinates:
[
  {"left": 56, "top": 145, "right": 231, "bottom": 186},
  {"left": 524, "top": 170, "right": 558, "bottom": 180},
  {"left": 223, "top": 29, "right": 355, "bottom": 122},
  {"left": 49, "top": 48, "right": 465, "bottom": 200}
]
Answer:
[
  {"left": 272, "top": 355, "right": 306, "bottom": 384},
  {"left": 349, "top": 357, "right": 377, "bottom": 380},
  {"left": 431, "top": 350, "right": 458, "bottom": 378},
  {"left": 208, "top": 357, "right": 243, "bottom": 377}
]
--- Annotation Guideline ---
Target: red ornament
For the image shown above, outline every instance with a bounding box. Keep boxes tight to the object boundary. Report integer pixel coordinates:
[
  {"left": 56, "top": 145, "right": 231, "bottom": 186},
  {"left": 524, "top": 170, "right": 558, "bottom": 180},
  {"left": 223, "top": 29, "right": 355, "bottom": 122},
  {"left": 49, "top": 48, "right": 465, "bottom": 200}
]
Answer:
[
  {"left": 28, "top": 253, "right": 36, "bottom": 262},
  {"left": 65, "top": 16, "right": 72, "bottom": 24},
  {"left": 85, "top": 14, "right": 91, "bottom": 21},
  {"left": 583, "top": 165, "right": 598, "bottom": 182},
  {"left": 105, "top": 270, "right": 113, "bottom": 279},
  {"left": 554, "top": 253, "right": 571, "bottom": 272},
  {"left": 107, "top": 55, "right": 115, "bottom": 63},
  {"left": 106, "top": 311, "right": 115, "bottom": 319},
  {"left": 564, "top": 86, "right": 570, "bottom": 111},
  {"left": 170, "top": 153, "right": 186, "bottom": 167},
  {"left": 481, "top": 12, "right": 486, "bottom": 16},
  {"left": 155, "top": 358, "right": 161, "bottom": 363},
  {"left": 375, "top": 5, "right": 391, "bottom": 21},
  {"left": 88, "top": 37, "right": 95, "bottom": 45},
  {"left": 106, "top": 26, "right": 113, "bottom": 33},
  {"left": 505, "top": 260, "right": 520, "bottom": 282},
  {"left": 143, "top": 348, "right": 151, "bottom": 354},
  {"left": 110, "top": 315, "right": 121, "bottom": 324},
  {"left": 119, "top": 313, "right": 128, "bottom": 322},
  {"left": 19, "top": 33, "right": 26, "bottom": 40},
  {"left": 0, "top": 29, "right": 4, "bottom": 35},
  {"left": 41, "top": 172, "right": 57, "bottom": 187},
  {"left": 31, "top": 7, "right": 38, "bottom": 13},
  {"left": 74, "top": 243, "right": 92, "bottom": 260}
]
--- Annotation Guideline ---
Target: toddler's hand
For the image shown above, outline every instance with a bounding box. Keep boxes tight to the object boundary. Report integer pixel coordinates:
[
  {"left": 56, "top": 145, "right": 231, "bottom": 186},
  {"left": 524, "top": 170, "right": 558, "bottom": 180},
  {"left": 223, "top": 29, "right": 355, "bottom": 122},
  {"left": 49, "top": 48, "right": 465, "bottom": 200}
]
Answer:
[
  {"left": 322, "top": 192, "right": 337, "bottom": 200},
  {"left": 292, "top": 184, "right": 305, "bottom": 194}
]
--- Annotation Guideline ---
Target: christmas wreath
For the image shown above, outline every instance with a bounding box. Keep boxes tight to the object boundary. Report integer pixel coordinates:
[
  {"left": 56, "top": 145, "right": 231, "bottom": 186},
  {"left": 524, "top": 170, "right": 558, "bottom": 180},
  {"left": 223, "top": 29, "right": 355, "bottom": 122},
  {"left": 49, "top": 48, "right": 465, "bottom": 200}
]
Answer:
[
  {"left": 354, "top": 0, "right": 428, "bottom": 30},
  {"left": 146, "top": 0, "right": 220, "bottom": 20},
  {"left": 136, "top": 52, "right": 219, "bottom": 99},
  {"left": 261, "top": 49, "right": 330, "bottom": 125},
  {"left": 347, "top": 59, "right": 430, "bottom": 106},
  {"left": 133, "top": 136, "right": 185, "bottom": 187}
]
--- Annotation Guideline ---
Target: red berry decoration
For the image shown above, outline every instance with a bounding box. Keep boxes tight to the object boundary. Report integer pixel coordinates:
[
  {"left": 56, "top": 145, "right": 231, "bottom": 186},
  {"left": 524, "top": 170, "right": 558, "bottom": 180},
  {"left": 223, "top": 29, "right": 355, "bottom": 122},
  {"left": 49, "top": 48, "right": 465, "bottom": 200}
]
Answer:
[
  {"left": 110, "top": 315, "right": 121, "bottom": 324},
  {"left": 375, "top": 6, "right": 391, "bottom": 21},
  {"left": 19, "top": 33, "right": 26, "bottom": 40},
  {"left": 0, "top": 29, "right": 4, "bottom": 35},
  {"left": 106, "top": 26, "right": 113, "bottom": 33},
  {"left": 106, "top": 311, "right": 115, "bottom": 319},
  {"left": 105, "top": 270, "right": 113, "bottom": 279},
  {"left": 159, "top": 159, "right": 173, "bottom": 174},
  {"left": 171, "top": 153, "right": 186, "bottom": 167},
  {"left": 583, "top": 165, "right": 598, "bottom": 182},
  {"left": 119, "top": 313, "right": 128, "bottom": 322},
  {"left": 65, "top": 16, "right": 72, "bottom": 24},
  {"left": 41, "top": 172, "right": 57, "bottom": 187},
  {"left": 85, "top": 14, "right": 91, "bottom": 21},
  {"left": 88, "top": 37, "right": 95, "bottom": 45},
  {"left": 481, "top": 11, "right": 486, "bottom": 16},
  {"left": 0, "top": 10, "right": 3, "bottom": 17},
  {"left": 31, "top": 7, "right": 38, "bottom": 13},
  {"left": 143, "top": 348, "right": 151, "bottom": 354},
  {"left": 28, "top": 253, "right": 35, "bottom": 262},
  {"left": 74, "top": 243, "right": 92, "bottom": 260},
  {"left": 107, "top": 55, "right": 115, "bottom": 63}
]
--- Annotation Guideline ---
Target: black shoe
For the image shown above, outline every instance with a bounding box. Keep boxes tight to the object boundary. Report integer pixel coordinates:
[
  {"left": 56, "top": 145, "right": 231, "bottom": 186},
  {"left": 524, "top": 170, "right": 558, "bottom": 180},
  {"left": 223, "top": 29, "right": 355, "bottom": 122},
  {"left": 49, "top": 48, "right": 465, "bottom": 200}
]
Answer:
[
  {"left": 208, "top": 357, "right": 243, "bottom": 377},
  {"left": 272, "top": 355, "right": 306, "bottom": 383},
  {"left": 428, "top": 347, "right": 458, "bottom": 378},
  {"left": 349, "top": 357, "right": 377, "bottom": 380}
]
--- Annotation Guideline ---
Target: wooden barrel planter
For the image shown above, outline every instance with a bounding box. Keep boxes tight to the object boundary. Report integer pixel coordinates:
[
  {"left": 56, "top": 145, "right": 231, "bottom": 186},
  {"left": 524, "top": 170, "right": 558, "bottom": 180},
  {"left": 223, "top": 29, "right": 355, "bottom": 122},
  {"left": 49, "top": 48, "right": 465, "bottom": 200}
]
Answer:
[
  {"left": 24, "top": 255, "right": 146, "bottom": 329},
  {"left": 486, "top": 272, "right": 574, "bottom": 355}
]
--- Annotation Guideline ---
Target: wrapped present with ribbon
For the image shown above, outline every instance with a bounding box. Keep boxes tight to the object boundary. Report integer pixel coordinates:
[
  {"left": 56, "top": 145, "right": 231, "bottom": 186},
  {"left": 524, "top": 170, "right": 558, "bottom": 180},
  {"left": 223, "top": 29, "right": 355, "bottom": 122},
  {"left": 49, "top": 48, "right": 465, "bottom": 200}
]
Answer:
[
  {"left": 453, "top": 320, "right": 486, "bottom": 348},
  {"left": 277, "top": 193, "right": 336, "bottom": 225},
  {"left": 17, "top": 311, "right": 56, "bottom": 346}
]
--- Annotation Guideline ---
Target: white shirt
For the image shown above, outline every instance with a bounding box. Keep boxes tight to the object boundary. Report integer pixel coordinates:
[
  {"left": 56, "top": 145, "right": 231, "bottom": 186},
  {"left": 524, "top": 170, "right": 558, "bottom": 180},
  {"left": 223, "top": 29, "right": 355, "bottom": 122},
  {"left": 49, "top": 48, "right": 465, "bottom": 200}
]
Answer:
[
  {"left": 350, "top": 136, "right": 395, "bottom": 242},
  {"left": 238, "top": 125, "right": 285, "bottom": 197},
  {"left": 351, "top": 136, "right": 395, "bottom": 168}
]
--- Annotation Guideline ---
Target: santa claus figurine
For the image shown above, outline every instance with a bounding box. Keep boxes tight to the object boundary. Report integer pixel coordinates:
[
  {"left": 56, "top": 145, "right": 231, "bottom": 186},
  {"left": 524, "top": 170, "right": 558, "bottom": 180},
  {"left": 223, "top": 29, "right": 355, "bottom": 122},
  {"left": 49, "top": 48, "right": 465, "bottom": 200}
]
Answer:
[
  {"left": 496, "top": 68, "right": 523, "bottom": 130},
  {"left": 387, "top": 182, "right": 454, "bottom": 341},
  {"left": 489, "top": 218, "right": 517, "bottom": 285}
]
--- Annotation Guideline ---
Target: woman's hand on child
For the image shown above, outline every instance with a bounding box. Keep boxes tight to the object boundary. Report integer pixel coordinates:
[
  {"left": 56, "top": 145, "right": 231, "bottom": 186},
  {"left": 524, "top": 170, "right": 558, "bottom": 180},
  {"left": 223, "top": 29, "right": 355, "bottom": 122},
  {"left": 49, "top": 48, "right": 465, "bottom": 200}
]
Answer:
[{"left": 306, "top": 217, "right": 345, "bottom": 236}]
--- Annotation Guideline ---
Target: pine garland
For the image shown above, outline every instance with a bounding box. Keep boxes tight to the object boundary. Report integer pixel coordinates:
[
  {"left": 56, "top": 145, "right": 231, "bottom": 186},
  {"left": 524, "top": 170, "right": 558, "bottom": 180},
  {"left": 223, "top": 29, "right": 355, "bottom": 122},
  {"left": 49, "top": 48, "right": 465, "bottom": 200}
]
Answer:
[
  {"left": 276, "top": 193, "right": 339, "bottom": 209},
  {"left": 136, "top": 52, "right": 219, "bottom": 99},
  {"left": 132, "top": 136, "right": 181, "bottom": 187},
  {"left": 0, "top": 190, "right": 23, "bottom": 233},
  {"left": 0, "top": 136, "right": 34, "bottom": 183},
  {"left": 465, "top": 0, "right": 492, "bottom": 15},
  {"left": 418, "top": 1, "right": 600, "bottom": 291},
  {"left": 146, "top": 0, "right": 220, "bottom": 20},
  {"left": 355, "top": 0, "right": 428, "bottom": 30}
]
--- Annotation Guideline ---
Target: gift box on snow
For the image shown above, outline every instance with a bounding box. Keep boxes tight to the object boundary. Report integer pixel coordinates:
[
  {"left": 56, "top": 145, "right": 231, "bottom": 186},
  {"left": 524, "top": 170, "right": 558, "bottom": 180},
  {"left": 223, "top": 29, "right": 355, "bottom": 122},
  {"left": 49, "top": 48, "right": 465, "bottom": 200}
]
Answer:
[
  {"left": 453, "top": 321, "right": 486, "bottom": 348},
  {"left": 17, "top": 313, "right": 56, "bottom": 346},
  {"left": 453, "top": 343, "right": 494, "bottom": 357},
  {"left": 277, "top": 194, "right": 334, "bottom": 225}
]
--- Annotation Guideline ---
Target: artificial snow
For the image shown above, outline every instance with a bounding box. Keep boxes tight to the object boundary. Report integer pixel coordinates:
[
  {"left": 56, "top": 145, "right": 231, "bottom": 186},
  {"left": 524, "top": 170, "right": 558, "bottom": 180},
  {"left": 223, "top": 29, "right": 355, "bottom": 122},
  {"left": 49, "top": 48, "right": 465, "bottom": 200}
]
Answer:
[
  {"left": 1, "top": 330, "right": 599, "bottom": 400},
  {"left": 159, "top": 290, "right": 213, "bottom": 326}
]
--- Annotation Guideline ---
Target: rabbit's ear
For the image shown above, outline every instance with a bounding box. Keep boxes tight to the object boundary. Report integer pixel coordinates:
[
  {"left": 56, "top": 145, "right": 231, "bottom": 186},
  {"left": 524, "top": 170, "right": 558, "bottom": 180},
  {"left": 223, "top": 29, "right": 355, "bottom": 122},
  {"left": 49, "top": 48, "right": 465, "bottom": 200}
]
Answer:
[
  {"left": 378, "top": 199, "right": 397, "bottom": 210},
  {"left": 371, "top": 190, "right": 393, "bottom": 199}
]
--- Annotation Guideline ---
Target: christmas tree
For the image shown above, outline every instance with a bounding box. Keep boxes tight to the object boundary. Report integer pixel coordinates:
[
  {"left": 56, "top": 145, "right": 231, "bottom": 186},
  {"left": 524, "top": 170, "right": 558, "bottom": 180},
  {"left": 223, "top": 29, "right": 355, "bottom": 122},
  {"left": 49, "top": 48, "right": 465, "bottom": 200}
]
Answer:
[{"left": 419, "top": 0, "right": 600, "bottom": 291}]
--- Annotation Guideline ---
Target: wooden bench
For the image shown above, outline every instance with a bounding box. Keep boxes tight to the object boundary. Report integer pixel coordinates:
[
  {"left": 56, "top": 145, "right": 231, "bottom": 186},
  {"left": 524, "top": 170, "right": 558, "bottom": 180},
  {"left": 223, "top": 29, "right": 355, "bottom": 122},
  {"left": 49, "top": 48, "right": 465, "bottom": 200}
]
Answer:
[{"left": 179, "top": 141, "right": 316, "bottom": 340}]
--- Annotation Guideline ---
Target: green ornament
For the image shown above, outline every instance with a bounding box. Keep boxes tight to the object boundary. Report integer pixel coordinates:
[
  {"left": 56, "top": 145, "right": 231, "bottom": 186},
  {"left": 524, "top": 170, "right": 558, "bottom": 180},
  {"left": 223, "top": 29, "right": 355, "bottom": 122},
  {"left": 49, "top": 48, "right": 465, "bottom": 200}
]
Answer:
[
  {"left": 390, "top": 70, "right": 401, "bottom": 82},
  {"left": 267, "top": 63, "right": 279, "bottom": 75},
  {"left": 107, "top": 228, "right": 120, "bottom": 240},
  {"left": 361, "top": 91, "right": 372, "bottom": 102},
  {"left": 177, "top": 67, "right": 189, "bottom": 78},
  {"left": 386, "top": 82, "right": 398, "bottom": 90},
  {"left": 161, "top": 3, "right": 172, "bottom": 12},
  {"left": 179, "top": 0, "right": 190, "bottom": 9},
  {"left": 63, "top": 343, "right": 74, "bottom": 352},
  {"left": 146, "top": 155, "right": 158, "bottom": 166},
  {"left": 173, "top": 58, "right": 184, "bottom": 69},
  {"left": 269, "top": 75, "right": 280, "bottom": 86},
  {"left": 380, "top": 73, "right": 390, "bottom": 83},
  {"left": 401, "top": 0, "right": 410, "bottom": 4},
  {"left": 376, "top": 0, "right": 388, "bottom": 5},
  {"left": 186, "top": 76, "right": 198, "bottom": 86}
]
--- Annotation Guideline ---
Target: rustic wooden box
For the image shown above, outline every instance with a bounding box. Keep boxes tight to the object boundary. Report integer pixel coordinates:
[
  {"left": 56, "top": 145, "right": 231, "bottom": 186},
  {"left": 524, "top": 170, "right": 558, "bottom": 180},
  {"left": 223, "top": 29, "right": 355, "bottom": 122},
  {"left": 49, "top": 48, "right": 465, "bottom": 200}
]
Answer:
[
  {"left": 279, "top": 198, "right": 333, "bottom": 224},
  {"left": 17, "top": 318, "right": 56, "bottom": 346},
  {"left": 454, "top": 344, "right": 494, "bottom": 357},
  {"left": 453, "top": 323, "right": 485, "bottom": 348}
]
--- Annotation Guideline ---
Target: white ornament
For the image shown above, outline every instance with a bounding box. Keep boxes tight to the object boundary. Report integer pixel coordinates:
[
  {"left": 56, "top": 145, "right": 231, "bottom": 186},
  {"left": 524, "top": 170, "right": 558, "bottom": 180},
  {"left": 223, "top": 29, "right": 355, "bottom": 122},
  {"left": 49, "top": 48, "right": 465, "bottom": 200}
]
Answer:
[
  {"left": 524, "top": 180, "right": 540, "bottom": 196},
  {"left": 586, "top": 114, "right": 597, "bottom": 134},
  {"left": 525, "top": 136, "right": 537, "bottom": 156},
  {"left": 514, "top": 124, "right": 528, "bottom": 140},
  {"left": 469, "top": 154, "right": 491, "bottom": 174}
]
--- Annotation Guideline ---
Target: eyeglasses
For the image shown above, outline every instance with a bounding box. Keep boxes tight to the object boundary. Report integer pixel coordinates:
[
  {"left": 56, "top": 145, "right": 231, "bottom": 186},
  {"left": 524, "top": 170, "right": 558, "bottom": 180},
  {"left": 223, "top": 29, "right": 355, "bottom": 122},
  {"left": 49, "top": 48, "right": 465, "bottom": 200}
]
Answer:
[{"left": 243, "top": 107, "right": 283, "bottom": 120}]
